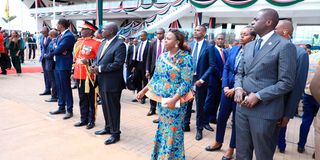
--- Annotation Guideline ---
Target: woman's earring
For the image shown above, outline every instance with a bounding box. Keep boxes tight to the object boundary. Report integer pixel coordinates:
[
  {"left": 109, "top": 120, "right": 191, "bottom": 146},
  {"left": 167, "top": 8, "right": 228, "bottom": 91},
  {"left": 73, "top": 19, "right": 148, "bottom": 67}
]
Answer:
[{"left": 175, "top": 44, "right": 178, "bottom": 48}]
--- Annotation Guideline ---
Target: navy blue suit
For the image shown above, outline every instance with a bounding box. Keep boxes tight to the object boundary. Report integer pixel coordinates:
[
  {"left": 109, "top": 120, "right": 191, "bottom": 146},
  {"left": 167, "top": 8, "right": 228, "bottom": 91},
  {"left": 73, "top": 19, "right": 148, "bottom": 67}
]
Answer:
[
  {"left": 44, "top": 38, "right": 57, "bottom": 99},
  {"left": 278, "top": 46, "right": 309, "bottom": 151},
  {"left": 40, "top": 36, "right": 51, "bottom": 93},
  {"left": 185, "top": 40, "right": 216, "bottom": 131},
  {"left": 215, "top": 45, "right": 241, "bottom": 148},
  {"left": 50, "top": 30, "right": 76, "bottom": 113},
  {"left": 204, "top": 46, "right": 227, "bottom": 124}
]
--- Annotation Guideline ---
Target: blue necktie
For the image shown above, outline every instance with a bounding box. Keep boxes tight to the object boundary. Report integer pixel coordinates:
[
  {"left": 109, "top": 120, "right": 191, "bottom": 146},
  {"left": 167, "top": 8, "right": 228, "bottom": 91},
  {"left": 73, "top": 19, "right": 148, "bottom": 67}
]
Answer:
[
  {"left": 192, "top": 42, "right": 199, "bottom": 73},
  {"left": 254, "top": 38, "right": 263, "bottom": 56}
]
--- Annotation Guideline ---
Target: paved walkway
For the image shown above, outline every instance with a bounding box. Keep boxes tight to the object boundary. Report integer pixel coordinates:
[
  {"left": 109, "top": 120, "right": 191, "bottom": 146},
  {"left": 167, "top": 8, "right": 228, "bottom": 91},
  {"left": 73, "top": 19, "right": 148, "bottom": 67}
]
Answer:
[{"left": 0, "top": 73, "right": 315, "bottom": 160}]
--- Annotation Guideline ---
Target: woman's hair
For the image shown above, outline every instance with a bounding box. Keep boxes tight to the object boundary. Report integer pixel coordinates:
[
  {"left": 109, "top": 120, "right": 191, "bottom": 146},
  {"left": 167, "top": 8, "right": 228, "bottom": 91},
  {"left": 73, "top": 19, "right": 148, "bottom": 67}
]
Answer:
[{"left": 169, "top": 29, "right": 190, "bottom": 52}]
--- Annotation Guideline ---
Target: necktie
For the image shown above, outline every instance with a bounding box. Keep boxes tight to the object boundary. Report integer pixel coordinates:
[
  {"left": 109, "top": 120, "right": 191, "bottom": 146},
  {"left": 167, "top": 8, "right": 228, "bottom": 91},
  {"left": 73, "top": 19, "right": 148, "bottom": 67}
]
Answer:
[
  {"left": 138, "top": 42, "right": 144, "bottom": 61},
  {"left": 192, "top": 42, "right": 199, "bottom": 73},
  {"left": 100, "top": 40, "right": 110, "bottom": 58},
  {"left": 235, "top": 49, "right": 243, "bottom": 69},
  {"left": 254, "top": 38, "right": 263, "bottom": 56},
  {"left": 132, "top": 45, "right": 136, "bottom": 60},
  {"left": 157, "top": 40, "right": 162, "bottom": 59},
  {"left": 44, "top": 37, "right": 47, "bottom": 45},
  {"left": 220, "top": 48, "right": 225, "bottom": 64},
  {"left": 58, "top": 35, "right": 62, "bottom": 42}
]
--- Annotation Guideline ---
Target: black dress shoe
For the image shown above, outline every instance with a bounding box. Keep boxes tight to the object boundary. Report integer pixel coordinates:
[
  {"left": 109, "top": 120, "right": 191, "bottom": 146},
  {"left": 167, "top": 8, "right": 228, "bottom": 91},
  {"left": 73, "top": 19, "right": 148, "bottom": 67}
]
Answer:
[
  {"left": 221, "top": 156, "right": 232, "bottom": 160},
  {"left": 86, "top": 123, "right": 95, "bottom": 129},
  {"left": 297, "top": 147, "right": 305, "bottom": 153},
  {"left": 147, "top": 110, "right": 156, "bottom": 116},
  {"left": 204, "top": 124, "right": 214, "bottom": 132},
  {"left": 39, "top": 91, "right": 51, "bottom": 96},
  {"left": 209, "top": 119, "right": 217, "bottom": 124},
  {"left": 279, "top": 149, "right": 285, "bottom": 153},
  {"left": 152, "top": 119, "right": 159, "bottom": 123},
  {"left": 205, "top": 145, "right": 222, "bottom": 152},
  {"left": 191, "top": 109, "right": 195, "bottom": 113},
  {"left": 45, "top": 98, "right": 58, "bottom": 102},
  {"left": 131, "top": 99, "right": 138, "bottom": 102},
  {"left": 63, "top": 113, "right": 73, "bottom": 120},
  {"left": 195, "top": 130, "right": 203, "bottom": 141},
  {"left": 49, "top": 109, "right": 65, "bottom": 115},
  {"left": 140, "top": 99, "right": 146, "bottom": 104},
  {"left": 74, "top": 121, "right": 87, "bottom": 127},
  {"left": 184, "top": 125, "right": 190, "bottom": 132},
  {"left": 95, "top": 129, "right": 111, "bottom": 135},
  {"left": 104, "top": 136, "right": 120, "bottom": 145}
]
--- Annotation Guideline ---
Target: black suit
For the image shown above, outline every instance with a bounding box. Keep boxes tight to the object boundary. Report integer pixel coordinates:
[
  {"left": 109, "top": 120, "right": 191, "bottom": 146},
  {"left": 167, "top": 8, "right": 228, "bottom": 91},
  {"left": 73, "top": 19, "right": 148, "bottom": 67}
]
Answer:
[
  {"left": 126, "top": 44, "right": 137, "bottom": 79},
  {"left": 94, "top": 36, "right": 126, "bottom": 137},
  {"left": 146, "top": 39, "right": 164, "bottom": 111},
  {"left": 27, "top": 37, "right": 37, "bottom": 59},
  {"left": 133, "top": 40, "right": 150, "bottom": 97}
]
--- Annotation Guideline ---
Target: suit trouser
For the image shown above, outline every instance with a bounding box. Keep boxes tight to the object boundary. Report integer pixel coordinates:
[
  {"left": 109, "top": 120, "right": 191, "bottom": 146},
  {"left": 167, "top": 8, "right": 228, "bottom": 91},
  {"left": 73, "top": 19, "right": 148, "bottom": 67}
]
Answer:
[
  {"left": 236, "top": 109, "right": 279, "bottom": 160},
  {"left": 216, "top": 93, "right": 236, "bottom": 148},
  {"left": 184, "top": 100, "right": 194, "bottom": 127},
  {"left": 41, "top": 59, "right": 51, "bottom": 92},
  {"left": 204, "top": 84, "right": 222, "bottom": 124},
  {"left": 47, "top": 70, "right": 57, "bottom": 99},
  {"left": 298, "top": 94, "right": 319, "bottom": 148},
  {"left": 100, "top": 91, "right": 122, "bottom": 137},
  {"left": 76, "top": 79, "right": 95, "bottom": 123},
  {"left": 55, "top": 70, "right": 73, "bottom": 113},
  {"left": 314, "top": 111, "right": 320, "bottom": 160},
  {"left": 135, "top": 62, "right": 148, "bottom": 98},
  {"left": 195, "top": 86, "right": 208, "bottom": 131},
  {"left": 28, "top": 46, "right": 36, "bottom": 59}
]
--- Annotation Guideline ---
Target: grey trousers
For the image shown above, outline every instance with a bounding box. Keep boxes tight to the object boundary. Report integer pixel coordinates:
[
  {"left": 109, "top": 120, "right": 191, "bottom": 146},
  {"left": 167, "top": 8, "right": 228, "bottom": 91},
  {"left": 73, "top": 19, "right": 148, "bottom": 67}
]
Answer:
[{"left": 236, "top": 109, "right": 280, "bottom": 160}]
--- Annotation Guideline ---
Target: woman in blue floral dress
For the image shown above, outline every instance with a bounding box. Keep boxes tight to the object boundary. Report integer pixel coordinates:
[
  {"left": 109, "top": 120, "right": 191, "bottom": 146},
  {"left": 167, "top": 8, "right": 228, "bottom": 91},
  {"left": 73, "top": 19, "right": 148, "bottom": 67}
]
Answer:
[{"left": 137, "top": 30, "right": 193, "bottom": 160}]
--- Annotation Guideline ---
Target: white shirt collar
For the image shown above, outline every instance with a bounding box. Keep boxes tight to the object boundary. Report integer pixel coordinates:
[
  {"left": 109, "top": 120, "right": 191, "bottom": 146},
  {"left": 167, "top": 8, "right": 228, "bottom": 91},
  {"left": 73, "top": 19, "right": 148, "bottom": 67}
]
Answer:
[
  {"left": 195, "top": 39, "right": 204, "bottom": 46},
  {"left": 259, "top": 30, "right": 275, "bottom": 48},
  {"left": 61, "top": 29, "right": 69, "bottom": 36},
  {"left": 107, "top": 35, "right": 117, "bottom": 43}
]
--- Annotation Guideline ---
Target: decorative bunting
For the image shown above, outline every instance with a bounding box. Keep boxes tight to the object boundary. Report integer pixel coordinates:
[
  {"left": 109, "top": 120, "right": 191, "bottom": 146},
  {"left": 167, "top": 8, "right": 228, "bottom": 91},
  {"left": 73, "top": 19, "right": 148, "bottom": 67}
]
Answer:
[
  {"left": 222, "top": 0, "right": 257, "bottom": 8},
  {"left": 189, "top": 0, "right": 217, "bottom": 8},
  {"left": 266, "top": 0, "right": 303, "bottom": 6},
  {"left": 154, "top": 3, "right": 170, "bottom": 9},
  {"left": 141, "top": 4, "right": 153, "bottom": 9},
  {"left": 158, "top": 5, "right": 171, "bottom": 16}
]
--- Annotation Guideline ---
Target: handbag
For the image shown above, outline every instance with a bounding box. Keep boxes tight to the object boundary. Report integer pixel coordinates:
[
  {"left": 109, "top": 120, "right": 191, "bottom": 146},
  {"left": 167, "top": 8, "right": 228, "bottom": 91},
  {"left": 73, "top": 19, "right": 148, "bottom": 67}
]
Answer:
[{"left": 126, "top": 73, "right": 137, "bottom": 91}]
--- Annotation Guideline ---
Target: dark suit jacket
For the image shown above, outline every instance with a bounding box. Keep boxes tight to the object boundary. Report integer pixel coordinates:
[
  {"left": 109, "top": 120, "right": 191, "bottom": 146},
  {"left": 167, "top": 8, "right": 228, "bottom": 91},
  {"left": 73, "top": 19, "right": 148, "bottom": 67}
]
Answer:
[
  {"left": 132, "top": 40, "right": 150, "bottom": 70},
  {"left": 284, "top": 46, "right": 309, "bottom": 118},
  {"left": 39, "top": 36, "right": 51, "bottom": 62},
  {"left": 146, "top": 40, "right": 160, "bottom": 75},
  {"left": 51, "top": 30, "right": 76, "bottom": 71},
  {"left": 94, "top": 37, "right": 126, "bottom": 92},
  {"left": 126, "top": 44, "right": 137, "bottom": 72},
  {"left": 222, "top": 45, "right": 242, "bottom": 89},
  {"left": 44, "top": 38, "right": 57, "bottom": 71},
  {"left": 189, "top": 40, "right": 216, "bottom": 85},
  {"left": 209, "top": 46, "right": 228, "bottom": 87},
  {"left": 235, "top": 33, "right": 297, "bottom": 120},
  {"left": 27, "top": 37, "right": 37, "bottom": 49}
]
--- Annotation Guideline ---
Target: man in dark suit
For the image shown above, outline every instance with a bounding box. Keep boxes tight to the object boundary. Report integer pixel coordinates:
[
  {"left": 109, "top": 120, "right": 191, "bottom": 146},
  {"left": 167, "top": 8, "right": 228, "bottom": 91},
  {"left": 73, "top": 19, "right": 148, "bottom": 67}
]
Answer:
[
  {"left": 39, "top": 27, "right": 52, "bottom": 96},
  {"left": 185, "top": 25, "right": 216, "bottom": 140},
  {"left": 43, "top": 29, "right": 58, "bottom": 102},
  {"left": 275, "top": 20, "right": 309, "bottom": 153},
  {"left": 92, "top": 22, "right": 126, "bottom": 145},
  {"left": 49, "top": 19, "right": 76, "bottom": 120},
  {"left": 145, "top": 28, "right": 165, "bottom": 116},
  {"left": 132, "top": 31, "right": 150, "bottom": 104},
  {"left": 203, "top": 33, "right": 227, "bottom": 130},
  {"left": 125, "top": 38, "right": 138, "bottom": 81},
  {"left": 234, "top": 8, "right": 297, "bottom": 159},
  {"left": 27, "top": 34, "right": 37, "bottom": 60}
]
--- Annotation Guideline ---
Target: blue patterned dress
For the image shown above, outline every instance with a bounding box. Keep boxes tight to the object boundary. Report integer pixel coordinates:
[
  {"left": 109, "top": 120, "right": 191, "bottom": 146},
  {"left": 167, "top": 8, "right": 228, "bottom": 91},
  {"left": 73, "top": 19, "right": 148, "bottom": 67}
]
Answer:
[{"left": 147, "top": 50, "right": 193, "bottom": 160}]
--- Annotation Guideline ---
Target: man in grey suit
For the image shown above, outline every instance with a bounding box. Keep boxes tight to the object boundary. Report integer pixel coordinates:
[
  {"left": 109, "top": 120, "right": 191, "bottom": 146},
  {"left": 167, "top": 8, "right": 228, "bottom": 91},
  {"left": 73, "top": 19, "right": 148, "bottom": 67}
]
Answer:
[
  {"left": 234, "top": 8, "right": 297, "bottom": 160},
  {"left": 275, "top": 20, "right": 309, "bottom": 153}
]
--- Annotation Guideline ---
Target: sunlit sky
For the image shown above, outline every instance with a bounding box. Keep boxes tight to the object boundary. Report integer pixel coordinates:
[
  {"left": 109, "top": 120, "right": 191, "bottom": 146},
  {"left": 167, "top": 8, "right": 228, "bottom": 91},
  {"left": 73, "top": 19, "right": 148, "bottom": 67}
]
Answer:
[{"left": 0, "top": 0, "right": 37, "bottom": 32}]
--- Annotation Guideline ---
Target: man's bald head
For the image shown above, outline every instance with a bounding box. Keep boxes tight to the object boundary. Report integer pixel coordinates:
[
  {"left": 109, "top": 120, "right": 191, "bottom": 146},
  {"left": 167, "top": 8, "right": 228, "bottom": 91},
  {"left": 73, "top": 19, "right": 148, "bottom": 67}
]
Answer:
[
  {"left": 275, "top": 19, "right": 294, "bottom": 39},
  {"left": 102, "top": 22, "right": 119, "bottom": 39},
  {"left": 251, "top": 8, "right": 279, "bottom": 36}
]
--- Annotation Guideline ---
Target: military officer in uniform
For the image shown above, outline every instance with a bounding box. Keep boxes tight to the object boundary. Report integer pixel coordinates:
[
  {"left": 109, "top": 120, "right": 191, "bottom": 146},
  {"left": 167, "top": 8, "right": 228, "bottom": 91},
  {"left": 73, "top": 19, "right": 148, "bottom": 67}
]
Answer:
[{"left": 73, "top": 21, "right": 102, "bottom": 129}]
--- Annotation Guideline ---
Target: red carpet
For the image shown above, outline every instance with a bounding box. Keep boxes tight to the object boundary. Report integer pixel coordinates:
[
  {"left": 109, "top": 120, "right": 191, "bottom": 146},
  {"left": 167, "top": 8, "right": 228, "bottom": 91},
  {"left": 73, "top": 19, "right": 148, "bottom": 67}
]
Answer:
[{"left": 6, "top": 66, "right": 43, "bottom": 74}]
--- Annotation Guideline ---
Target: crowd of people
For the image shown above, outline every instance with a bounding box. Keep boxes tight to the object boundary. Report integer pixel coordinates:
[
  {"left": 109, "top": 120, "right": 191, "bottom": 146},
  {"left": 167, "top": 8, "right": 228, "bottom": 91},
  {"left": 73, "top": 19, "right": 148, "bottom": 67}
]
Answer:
[
  {"left": 0, "top": 28, "right": 40, "bottom": 75},
  {"left": 1, "top": 7, "right": 320, "bottom": 160}
]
